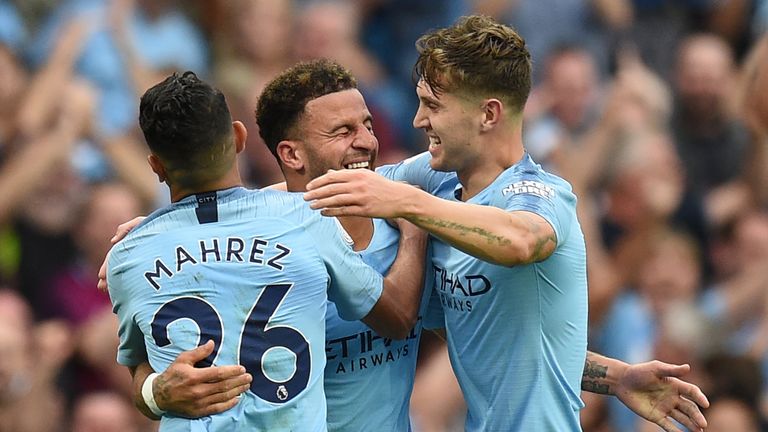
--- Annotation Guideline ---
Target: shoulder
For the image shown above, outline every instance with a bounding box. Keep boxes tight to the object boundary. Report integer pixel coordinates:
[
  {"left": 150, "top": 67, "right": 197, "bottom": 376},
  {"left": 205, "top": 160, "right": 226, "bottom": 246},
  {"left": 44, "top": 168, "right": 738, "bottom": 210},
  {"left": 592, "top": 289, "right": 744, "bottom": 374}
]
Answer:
[{"left": 496, "top": 155, "right": 575, "bottom": 204}]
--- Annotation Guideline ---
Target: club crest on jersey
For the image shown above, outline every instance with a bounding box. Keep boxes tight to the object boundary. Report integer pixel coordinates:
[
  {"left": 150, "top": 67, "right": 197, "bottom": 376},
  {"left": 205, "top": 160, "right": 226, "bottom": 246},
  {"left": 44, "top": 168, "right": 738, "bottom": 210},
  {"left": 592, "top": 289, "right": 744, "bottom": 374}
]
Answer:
[{"left": 502, "top": 180, "right": 555, "bottom": 199}]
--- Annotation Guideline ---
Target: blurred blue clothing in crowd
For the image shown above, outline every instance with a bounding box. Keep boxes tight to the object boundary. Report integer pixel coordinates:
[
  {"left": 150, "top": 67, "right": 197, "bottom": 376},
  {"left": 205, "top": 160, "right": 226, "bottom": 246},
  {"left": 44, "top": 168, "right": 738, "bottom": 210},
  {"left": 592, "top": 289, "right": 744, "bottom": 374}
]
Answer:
[
  {"left": 0, "top": 0, "right": 26, "bottom": 53},
  {"left": 27, "top": 0, "right": 208, "bottom": 136}
]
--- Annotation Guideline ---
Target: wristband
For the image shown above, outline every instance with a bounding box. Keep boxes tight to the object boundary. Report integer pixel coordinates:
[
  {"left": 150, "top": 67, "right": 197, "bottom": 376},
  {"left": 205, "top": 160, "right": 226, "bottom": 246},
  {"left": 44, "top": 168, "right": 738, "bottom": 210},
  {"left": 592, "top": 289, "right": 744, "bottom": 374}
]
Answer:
[{"left": 142, "top": 372, "right": 166, "bottom": 417}]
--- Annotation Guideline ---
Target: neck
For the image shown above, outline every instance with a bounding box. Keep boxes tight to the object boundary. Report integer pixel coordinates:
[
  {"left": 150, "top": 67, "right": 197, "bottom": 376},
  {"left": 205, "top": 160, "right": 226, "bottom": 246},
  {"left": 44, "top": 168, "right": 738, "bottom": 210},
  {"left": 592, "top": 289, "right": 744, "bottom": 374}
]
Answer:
[
  {"left": 457, "top": 124, "right": 525, "bottom": 200},
  {"left": 286, "top": 174, "right": 374, "bottom": 250},
  {"left": 169, "top": 170, "right": 243, "bottom": 203},
  {"left": 337, "top": 216, "right": 374, "bottom": 251}
]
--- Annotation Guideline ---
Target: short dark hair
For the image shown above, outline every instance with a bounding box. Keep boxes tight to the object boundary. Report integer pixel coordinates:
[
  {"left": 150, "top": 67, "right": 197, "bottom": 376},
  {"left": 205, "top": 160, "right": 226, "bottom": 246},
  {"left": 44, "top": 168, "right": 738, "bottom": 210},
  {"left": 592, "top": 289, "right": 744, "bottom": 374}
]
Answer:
[
  {"left": 414, "top": 15, "right": 532, "bottom": 111},
  {"left": 255, "top": 59, "right": 357, "bottom": 161},
  {"left": 139, "top": 71, "right": 233, "bottom": 183}
]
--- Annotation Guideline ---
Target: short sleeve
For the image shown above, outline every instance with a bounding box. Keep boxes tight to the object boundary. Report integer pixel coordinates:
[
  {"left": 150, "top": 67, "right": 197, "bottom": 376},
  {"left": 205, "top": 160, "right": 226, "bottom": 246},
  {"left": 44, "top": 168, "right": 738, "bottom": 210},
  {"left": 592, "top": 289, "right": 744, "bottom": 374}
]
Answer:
[
  {"left": 376, "top": 152, "right": 452, "bottom": 194},
  {"left": 107, "top": 248, "right": 149, "bottom": 367},
  {"left": 307, "top": 215, "right": 384, "bottom": 321},
  {"left": 498, "top": 177, "right": 568, "bottom": 245}
]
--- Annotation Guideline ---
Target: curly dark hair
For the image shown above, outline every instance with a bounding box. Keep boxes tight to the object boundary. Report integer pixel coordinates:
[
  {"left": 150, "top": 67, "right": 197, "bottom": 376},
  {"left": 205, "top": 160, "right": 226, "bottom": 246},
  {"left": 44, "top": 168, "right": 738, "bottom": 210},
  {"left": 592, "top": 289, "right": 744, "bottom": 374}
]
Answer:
[
  {"left": 414, "top": 15, "right": 532, "bottom": 111},
  {"left": 139, "top": 71, "right": 233, "bottom": 186},
  {"left": 255, "top": 59, "right": 357, "bottom": 161}
]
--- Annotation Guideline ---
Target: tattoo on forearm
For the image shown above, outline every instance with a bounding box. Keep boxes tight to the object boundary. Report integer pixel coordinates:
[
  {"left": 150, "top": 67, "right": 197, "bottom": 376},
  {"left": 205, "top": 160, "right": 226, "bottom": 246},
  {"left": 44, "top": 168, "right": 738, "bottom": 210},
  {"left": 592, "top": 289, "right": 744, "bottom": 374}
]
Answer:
[
  {"left": 582, "top": 359, "right": 611, "bottom": 395},
  {"left": 413, "top": 216, "right": 512, "bottom": 246},
  {"left": 523, "top": 213, "right": 557, "bottom": 261},
  {"left": 531, "top": 234, "right": 557, "bottom": 261}
]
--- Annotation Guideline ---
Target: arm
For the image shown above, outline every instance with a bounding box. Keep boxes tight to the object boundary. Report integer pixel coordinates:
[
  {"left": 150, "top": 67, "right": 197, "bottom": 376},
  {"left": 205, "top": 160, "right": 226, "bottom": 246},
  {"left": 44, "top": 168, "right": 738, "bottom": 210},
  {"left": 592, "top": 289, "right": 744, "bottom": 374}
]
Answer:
[
  {"left": 582, "top": 351, "right": 709, "bottom": 432},
  {"left": 0, "top": 81, "right": 94, "bottom": 224},
  {"left": 129, "top": 363, "right": 160, "bottom": 420},
  {"left": 97, "top": 133, "right": 159, "bottom": 205},
  {"left": 130, "top": 341, "right": 252, "bottom": 420},
  {"left": 305, "top": 169, "right": 555, "bottom": 266},
  {"left": 361, "top": 219, "right": 428, "bottom": 339}
]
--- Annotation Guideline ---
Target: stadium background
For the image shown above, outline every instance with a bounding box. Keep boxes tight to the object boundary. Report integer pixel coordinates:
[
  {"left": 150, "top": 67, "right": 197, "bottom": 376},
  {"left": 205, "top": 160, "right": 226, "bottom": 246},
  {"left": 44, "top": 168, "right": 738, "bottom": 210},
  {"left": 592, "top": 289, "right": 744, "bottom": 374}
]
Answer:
[{"left": 0, "top": 0, "right": 767, "bottom": 431}]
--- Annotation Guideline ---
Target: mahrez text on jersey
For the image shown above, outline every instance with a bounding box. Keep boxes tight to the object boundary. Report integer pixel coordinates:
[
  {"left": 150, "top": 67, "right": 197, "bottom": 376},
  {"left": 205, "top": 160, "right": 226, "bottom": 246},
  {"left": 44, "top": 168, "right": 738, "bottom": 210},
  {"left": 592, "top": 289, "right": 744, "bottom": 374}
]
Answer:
[{"left": 143, "top": 236, "right": 292, "bottom": 290}]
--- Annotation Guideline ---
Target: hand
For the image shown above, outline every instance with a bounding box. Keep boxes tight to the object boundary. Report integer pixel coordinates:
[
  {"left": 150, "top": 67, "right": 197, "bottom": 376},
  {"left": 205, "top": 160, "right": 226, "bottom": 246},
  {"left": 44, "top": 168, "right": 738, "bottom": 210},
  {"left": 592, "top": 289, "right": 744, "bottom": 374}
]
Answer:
[
  {"left": 391, "top": 217, "right": 428, "bottom": 243},
  {"left": 304, "top": 169, "right": 420, "bottom": 219},
  {"left": 615, "top": 361, "right": 709, "bottom": 432},
  {"left": 154, "top": 341, "right": 253, "bottom": 417},
  {"left": 97, "top": 216, "right": 145, "bottom": 292}
]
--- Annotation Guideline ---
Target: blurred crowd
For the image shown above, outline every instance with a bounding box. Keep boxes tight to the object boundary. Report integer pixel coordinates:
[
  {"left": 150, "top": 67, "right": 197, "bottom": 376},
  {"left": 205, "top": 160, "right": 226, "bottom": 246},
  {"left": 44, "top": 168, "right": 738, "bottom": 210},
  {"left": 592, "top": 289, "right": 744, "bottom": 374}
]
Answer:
[{"left": 0, "top": 0, "right": 767, "bottom": 431}]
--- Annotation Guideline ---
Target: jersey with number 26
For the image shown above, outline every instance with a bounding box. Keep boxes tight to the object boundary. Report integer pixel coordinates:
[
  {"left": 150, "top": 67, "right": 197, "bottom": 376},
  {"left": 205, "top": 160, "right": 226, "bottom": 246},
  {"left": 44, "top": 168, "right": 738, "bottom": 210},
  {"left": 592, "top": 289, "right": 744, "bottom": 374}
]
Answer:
[{"left": 107, "top": 187, "right": 384, "bottom": 432}]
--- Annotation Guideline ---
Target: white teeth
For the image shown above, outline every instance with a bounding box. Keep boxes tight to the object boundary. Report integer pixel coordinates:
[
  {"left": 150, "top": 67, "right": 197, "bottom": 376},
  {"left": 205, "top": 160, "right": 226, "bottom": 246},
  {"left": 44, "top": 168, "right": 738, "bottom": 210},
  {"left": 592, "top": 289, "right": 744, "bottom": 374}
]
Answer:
[
  {"left": 429, "top": 136, "right": 441, "bottom": 146},
  {"left": 344, "top": 161, "right": 369, "bottom": 169}
]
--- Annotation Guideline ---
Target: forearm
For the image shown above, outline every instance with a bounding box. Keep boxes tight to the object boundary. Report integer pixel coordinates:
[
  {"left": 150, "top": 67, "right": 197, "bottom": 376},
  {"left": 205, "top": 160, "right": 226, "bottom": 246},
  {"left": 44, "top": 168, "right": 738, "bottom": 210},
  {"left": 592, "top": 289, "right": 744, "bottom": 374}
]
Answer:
[
  {"left": 99, "top": 134, "right": 159, "bottom": 204},
  {"left": 16, "top": 23, "right": 84, "bottom": 136},
  {"left": 404, "top": 189, "right": 554, "bottom": 266},
  {"left": 581, "top": 350, "right": 628, "bottom": 396},
  {"left": 129, "top": 363, "right": 160, "bottom": 420},
  {"left": 366, "top": 225, "right": 428, "bottom": 339},
  {"left": 0, "top": 126, "right": 79, "bottom": 224}
]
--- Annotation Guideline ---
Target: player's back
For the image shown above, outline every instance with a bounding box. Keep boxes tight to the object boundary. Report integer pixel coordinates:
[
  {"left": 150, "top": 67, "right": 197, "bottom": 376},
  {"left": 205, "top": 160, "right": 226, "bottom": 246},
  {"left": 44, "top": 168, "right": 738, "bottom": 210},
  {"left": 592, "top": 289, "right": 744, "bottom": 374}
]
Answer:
[{"left": 109, "top": 187, "right": 353, "bottom": 431}]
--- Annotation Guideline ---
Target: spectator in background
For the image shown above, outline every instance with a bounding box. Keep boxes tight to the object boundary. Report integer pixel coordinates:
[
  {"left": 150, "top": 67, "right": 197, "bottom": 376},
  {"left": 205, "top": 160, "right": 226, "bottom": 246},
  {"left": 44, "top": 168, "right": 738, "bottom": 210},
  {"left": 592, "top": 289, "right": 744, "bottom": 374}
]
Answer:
[
  {"left": 597, "top": 228, "right": 708, "bottom": 431},
  {"left": 704, "top": 397, "right": 761, "bottom": 432},
  {"left": 212, "top": 0, "right": 294, "bottom": 187},
  {"left": 672, "top": 33, "right": 753, "bottom": 225},
  {"left": 0, "top": 14, "right": 96, "bottom": 312},
  {"left": 701, "top": 354, "right": 764, "bottom": 432},
  {"left": 475, "top": 0, "right": 612, "bottom": 81},
  {"left": 360, "top": 0, "right": 469, "bottom": 152},
  {"left": 0, "top": 289, "right": 71, "bottom": 432},
  {"left": 294, "top": 0, "right": 408, "bottom": 165},
  {"left": 46, "top": 183, "right": 144, "bottom": 398},
  {"left": 71, "top": 391, "right": 141, "bottom": 432},
  {"left": 523, "top": 44, "right": 603, "bottom": 172},
  {"left": 26, "top": 0, "right": 208, "bottom": 136}
]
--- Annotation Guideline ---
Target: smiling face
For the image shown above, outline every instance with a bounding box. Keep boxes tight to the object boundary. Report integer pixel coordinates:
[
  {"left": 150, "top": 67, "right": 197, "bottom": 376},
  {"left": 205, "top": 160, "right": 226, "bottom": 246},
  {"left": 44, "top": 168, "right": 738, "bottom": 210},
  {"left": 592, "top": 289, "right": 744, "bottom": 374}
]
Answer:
[
  {"left": 297, "top": 89, "right": 378, "bottom": 180},
  {"left": 413, "top": 80, "right": 479, "bottom": 173}
]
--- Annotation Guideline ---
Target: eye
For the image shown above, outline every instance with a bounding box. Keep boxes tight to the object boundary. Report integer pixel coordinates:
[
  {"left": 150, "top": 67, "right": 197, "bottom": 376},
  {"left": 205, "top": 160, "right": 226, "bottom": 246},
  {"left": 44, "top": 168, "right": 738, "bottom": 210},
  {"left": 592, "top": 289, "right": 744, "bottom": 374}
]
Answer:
[
  {"left": 336, "top": 127, "right": 352, "bottom": 137},
  {"left": 421, "top": 100, "right": 439, "bottom": 111},
  {"left": 364, "top": 122, "right": 375, "bottom": 135}
]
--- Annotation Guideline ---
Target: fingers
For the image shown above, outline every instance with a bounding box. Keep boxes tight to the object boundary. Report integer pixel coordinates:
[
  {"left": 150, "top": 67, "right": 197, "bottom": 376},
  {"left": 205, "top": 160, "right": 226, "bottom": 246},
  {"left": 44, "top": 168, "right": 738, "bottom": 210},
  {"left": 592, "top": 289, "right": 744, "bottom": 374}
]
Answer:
[
  {"left": 198, "top": 395, "right": 242, "bottom": 417},
  {"left": 307, "top": 193, "right": 357, "bottom": 212},
  {"left": 651, "top": 361, "right": 690, "bottom": 378},
  {"left": 111, "top": 216, "right": 146, "bottom": 243},
  {"left": 654, "top": 416, "right": 683, "bottom": 432},
  {"left": 97, "top": 258, "right": 108, "bottom": 292},
  {"left": 176, "top": 340, "right": 216, "bottom": 365},
  {"left": 669, "top": 407, "right": 704, "bottom": 432},
  {"left": 676, "top": 395, "right": 708, "bottom": 429},
  {"left": 320, "top": 206, "right": 365, "bottom": 218},
  {"left": 304, "top": 183, "right": 353, "bottom": 204},
  {"left": 197, "top": 364, "right": 250, "bottom": 384},
  {"left": 198, "top": 381, "right": 251, "bottom": 406},
  {"left": 674, "top": 378, "right": 710, "bottom": 409}
]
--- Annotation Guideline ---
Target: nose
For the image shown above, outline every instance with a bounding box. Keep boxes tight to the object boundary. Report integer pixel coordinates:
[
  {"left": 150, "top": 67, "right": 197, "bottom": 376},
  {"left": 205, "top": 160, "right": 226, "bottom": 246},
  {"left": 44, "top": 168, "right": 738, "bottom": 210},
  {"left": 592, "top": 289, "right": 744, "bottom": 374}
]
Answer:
[
  {"left": 413, "top": 105, "right": 428, "bottom": 129},
  {"left": 353, "top": 128, "right": 378, "bottom": 151}
]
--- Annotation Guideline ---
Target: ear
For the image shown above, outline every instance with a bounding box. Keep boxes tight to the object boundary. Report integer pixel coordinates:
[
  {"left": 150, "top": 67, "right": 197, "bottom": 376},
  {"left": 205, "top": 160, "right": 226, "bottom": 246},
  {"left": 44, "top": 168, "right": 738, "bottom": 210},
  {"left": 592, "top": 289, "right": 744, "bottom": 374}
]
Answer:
[
  {"left": 147, "top": 153, "right": 167, "bottom": 183},
  {"left": 276, "top": 140, "right": 305, "bottom": 170},
  {"left": 232, "top": 120, "right": 247, "bottom": 154},
  {"left": 480, "top": 98, "right": 503, "bottom": 131}
]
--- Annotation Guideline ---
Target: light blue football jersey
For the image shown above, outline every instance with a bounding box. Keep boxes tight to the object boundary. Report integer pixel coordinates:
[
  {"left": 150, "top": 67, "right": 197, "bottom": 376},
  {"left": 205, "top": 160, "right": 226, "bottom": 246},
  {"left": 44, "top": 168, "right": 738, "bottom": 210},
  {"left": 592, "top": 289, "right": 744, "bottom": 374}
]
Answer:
[
  {"left": 323, "top": 218, "right": 439, "bottom": 432},
  {"left": 108, "top": 187, "right": 385, "bottom": 432},
  {"left": 379, "top": 152, "right": 588, "bottom": 432}
]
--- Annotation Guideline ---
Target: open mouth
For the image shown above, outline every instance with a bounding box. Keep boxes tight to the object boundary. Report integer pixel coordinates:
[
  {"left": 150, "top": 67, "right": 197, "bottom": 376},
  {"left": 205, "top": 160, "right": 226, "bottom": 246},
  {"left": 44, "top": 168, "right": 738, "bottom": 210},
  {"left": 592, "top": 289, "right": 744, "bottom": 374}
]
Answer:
[
  {"left": 428, "top": 135, "right": 441, "bottom": 148},
  {"left": 344, "top": 161, "right": 370, "bottom": 169}
]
